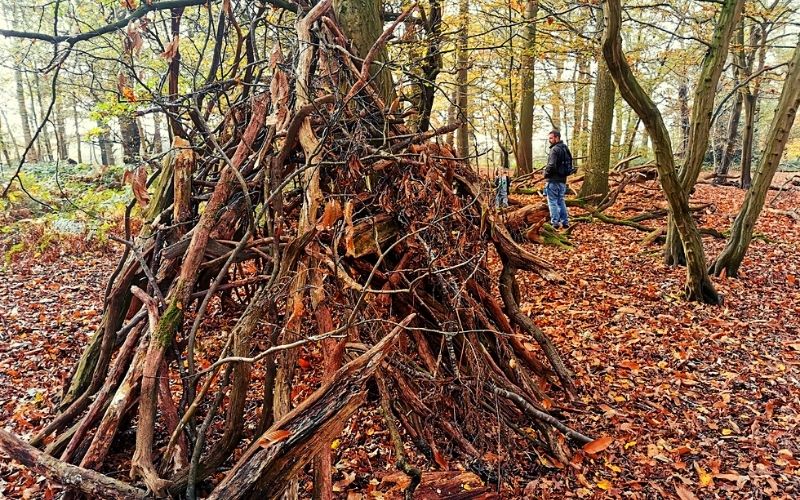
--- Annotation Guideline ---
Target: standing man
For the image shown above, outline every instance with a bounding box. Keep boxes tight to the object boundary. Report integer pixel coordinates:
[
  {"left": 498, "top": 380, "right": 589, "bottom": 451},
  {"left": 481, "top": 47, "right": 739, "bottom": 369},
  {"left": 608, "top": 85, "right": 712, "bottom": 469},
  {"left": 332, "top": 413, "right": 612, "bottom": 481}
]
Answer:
[
  {"left": 544, "top": 130, "right": 574, "bottom": 229},
  {"left": 494, "top": 167, "right": 512, "bottom": 209}
]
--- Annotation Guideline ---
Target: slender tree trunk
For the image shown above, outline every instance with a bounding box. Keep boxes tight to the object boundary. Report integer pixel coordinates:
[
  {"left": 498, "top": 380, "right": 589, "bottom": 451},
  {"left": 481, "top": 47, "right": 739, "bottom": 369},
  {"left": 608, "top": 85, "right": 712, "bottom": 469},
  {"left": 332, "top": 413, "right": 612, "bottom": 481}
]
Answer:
[
  {"left": 119, "top": 114, "right": 142, "bottom": 165},
  {"left": 580, "top": 51, "right": 615, "bottom": 199},
  {"left": 677, "top": 81, "right": 689, "bottom": 157},
  {"left": 612, "top": 95, "right": 624, "bottom": 160},
  {"left": 15, "top": 70, "right": 37, "bottom": 162},
  {"left": 32, "top": 74, "right": 54, "bottom": 162},
  {"left": 446, "top": 89, "right": 457, "bottom": 147},
  {"left": 714, "top": 22, "right": 747, "bottom": 184},
  {"left": 711, "top": 40, "right": 800, "bottom": 276},
  {"left": 603, "top": 0, "right": 720, "bottom": 304},
  {"left": 664, "top": 0, "right": 743, "bottom": 266},
  {"left": 54, "top": 97, "right": 68, "bottom": 160},
  {"left": 73, "top": 101, "right": 83, "bottom": 163},
  {"left": 572, "top": 53, "right": 589, "bottom": 163},
  {"left": 740, "top": 93, "right": 756, "bottom": 189},
  {"left": 97, "top": 120, "right": 112, "bottom": 166},
  {"left": 152, "top": 113, "right": 164, "bottom": 154},
  {"left": 741, "top": 24, "right": 768, "bottom": 189},
  {"left": 455, "top": 0, "right": 470, "bottom": 164},
  {"left": 550, "top": 54, "right": 563, "bottom": 130},
  {"left": 515, "top": 0, "right": 537, "bottom": 174}
]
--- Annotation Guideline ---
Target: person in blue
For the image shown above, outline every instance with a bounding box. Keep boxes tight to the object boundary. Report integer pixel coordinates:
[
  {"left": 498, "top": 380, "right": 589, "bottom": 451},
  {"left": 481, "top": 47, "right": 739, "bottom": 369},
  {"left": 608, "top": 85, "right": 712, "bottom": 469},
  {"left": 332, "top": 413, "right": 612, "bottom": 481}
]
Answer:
[
  {"left": 544, "top": 130, "right": 574, "bottom": 229},
  {"left": 494, "top": 167, "right": 512, "bottom": 209}
]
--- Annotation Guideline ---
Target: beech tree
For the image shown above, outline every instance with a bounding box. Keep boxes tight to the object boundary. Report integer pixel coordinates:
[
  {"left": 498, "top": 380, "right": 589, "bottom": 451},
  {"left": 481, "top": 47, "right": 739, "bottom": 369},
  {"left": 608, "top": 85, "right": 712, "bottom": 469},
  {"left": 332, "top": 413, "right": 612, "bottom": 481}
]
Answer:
[
  {"left": 711, "top": 38, "right": 800, "bottom": 277},
  {"left": 602, "top": 0, "right": 721, "bottom": 304},
  {"left": 663, "top": 0, "right": 744, "bottom": 266}
]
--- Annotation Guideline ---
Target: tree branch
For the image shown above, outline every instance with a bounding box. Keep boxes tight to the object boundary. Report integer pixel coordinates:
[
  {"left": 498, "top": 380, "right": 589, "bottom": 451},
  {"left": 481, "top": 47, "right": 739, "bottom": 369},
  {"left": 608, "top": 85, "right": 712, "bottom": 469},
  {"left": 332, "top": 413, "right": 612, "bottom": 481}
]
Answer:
[{"left": 0, "top": 0, "right": 210, "bottom": 45}]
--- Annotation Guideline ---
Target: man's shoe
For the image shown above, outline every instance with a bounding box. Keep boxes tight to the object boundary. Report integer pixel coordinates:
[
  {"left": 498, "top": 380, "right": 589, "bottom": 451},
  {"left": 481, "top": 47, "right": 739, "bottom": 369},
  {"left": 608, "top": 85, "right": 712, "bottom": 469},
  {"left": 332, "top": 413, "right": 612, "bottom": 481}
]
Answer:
[{"left": 561, "top": 222, "right": 569, "bottom": 231}]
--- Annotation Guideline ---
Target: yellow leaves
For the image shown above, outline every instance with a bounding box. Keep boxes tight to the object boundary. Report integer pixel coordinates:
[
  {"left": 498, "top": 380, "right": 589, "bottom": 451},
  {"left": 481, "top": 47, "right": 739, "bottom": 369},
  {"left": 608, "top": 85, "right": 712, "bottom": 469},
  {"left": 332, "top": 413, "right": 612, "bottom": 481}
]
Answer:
[
  {"left": 596, "top": 479, "right": 613, "bottom": 490},
  {"left": 256, "top": 429, "right": 290, "bottom": 449},
  {"left": 694, "top": 462, "right": 713, "bottom": 488},
  {"left": 721, "top": 428, "right": 733, "bottom": 436},
  {"left": 624, "top": 440, "right": 637, "bottom": 450},
  {"left": 330, "top": 438, "right": 341, "bottom": 450},
  {"left": 583, "top": 435, "right": 613, "bottom": 455}
]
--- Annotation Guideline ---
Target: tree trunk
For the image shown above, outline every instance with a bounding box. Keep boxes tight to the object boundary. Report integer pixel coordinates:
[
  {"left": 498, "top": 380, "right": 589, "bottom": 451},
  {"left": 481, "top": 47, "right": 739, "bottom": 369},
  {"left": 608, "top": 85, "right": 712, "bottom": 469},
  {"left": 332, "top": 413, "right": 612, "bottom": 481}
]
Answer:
[
  {"left": 152, "top": 113, "right": 164, "bottom": 154},
  {"left": 602, "top": 0, "right": 720, "bottom": 304},
  {"left": 15, "top": 70, "right": 37, "bottom": 163},
  {"left": 711, "top": 40, "right": 800, "bottom": 277},
  {"left": 334, "top": 0, "right": 395, "bottom": 106},
  {"left": 455, "top": 0, "right": 470, "bottom": 164},
  {"left": 740, "top": 93, "right": 756, "bottom": 189},
  {"left": 550, "top": 54, "right": 563, "bottom": 130},
  {"left": 714, "top": 22, "right": 747, "bottom": 183},
  {"left": 97, "top": 120, "right": 112, "bottom": 166},
  {"left": 32, "top": 74, "right": 54, "bottom": 162},
  {"left": 119, "top": 114, "right": 142, "bottom": 165},
  {"left": 54, "top": 97, "right": 68, "bottom": 160},
  {"left": 664, "top": 0, "right": 743, "bottom": 266},
  {"left": 740, "top": 25, "right": 768, "bottom": 190},
  {"left": 677, "top": 81, "right": 689, "bottom": 157},
  {"left": 73, "top": 101, "right": 83, "bottom": 163},
  {"left": 515, "top": 0, "right": 537, "bottom": 174},
  {"left": 572, "top": 52, "right": 589, "bottom": 163},
  {"left": 580, "top": 53, "right": 615, "bottom": 199}
]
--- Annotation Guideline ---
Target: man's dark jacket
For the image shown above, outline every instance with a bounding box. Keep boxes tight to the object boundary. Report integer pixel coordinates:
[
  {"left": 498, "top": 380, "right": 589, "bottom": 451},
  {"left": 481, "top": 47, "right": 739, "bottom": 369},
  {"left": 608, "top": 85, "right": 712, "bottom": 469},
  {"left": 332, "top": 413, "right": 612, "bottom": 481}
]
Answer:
[{"left": 545, "top": 141, "right": 570, "bottom": 183}]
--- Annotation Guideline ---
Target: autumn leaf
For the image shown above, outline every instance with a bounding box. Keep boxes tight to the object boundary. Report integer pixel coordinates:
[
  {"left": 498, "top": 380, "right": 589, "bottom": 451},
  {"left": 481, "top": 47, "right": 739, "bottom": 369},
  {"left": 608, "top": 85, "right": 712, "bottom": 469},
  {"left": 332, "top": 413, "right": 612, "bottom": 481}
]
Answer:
[
  {"left": 694, "top": 462, "right": 713, "bottom": 488},
  {"left": 596, "top": 479, "right": 613, "bottom": 490},
  {"left": 674, "top": 483, "right": 699, "bottom": 500},
  {"left": 161, "top": 35, "right": 180, "bottom": 62},
  {"left": 121, "top": 87, "right": 136, "bottom": 102},
  {"left": 583, "top": 435, "right": 613, "bottom": 454},
  {"left": 256, "top": 429, "right": 290, "bottom": 449},
  {"left": 121, "top": 0, "right": 138, "bottom": 9},
  {"left": 123, "top": 165, "right": 150, "bottom": 208},
  {"left": 125, "top": 24, "right": 143, "bottom": 56}
]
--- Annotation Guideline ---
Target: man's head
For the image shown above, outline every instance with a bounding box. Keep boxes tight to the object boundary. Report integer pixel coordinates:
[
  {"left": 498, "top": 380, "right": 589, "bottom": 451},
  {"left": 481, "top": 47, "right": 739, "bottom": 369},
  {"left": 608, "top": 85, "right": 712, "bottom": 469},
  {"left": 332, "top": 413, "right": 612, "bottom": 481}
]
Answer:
[{"left": 548, "top": 130, "right": 561, "bottom": 145}]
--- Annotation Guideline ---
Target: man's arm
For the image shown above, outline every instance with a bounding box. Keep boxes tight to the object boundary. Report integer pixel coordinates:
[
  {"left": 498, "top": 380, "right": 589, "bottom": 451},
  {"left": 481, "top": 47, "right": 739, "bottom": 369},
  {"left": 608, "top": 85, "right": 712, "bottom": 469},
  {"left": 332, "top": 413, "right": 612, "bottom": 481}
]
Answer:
[{"left": 545, "top": 148, "right": 558, "bottom": 177}]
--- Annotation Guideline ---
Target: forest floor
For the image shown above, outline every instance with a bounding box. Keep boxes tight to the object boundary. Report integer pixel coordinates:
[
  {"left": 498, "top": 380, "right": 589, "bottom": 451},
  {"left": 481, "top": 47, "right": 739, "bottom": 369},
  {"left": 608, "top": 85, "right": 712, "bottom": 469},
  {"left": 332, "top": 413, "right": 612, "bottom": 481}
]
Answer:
[{"left": 1, "top": 176, "right": 799, "bottom": 499}]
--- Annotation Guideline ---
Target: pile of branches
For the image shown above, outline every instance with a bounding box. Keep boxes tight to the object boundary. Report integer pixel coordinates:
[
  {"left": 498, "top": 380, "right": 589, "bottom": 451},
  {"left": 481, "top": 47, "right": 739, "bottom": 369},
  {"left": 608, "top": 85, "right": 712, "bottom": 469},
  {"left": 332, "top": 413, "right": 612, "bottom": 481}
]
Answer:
[{"left": 1, "top": 2, "right": 590, "bottom": 498}]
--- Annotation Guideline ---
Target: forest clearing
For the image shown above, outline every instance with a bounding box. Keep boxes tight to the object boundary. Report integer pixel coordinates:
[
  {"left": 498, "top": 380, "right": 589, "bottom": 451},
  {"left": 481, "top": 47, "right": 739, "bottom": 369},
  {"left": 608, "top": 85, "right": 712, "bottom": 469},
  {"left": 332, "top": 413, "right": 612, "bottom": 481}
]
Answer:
[{"left": 0, "top": 0, "right": 799, "bottom": 498}]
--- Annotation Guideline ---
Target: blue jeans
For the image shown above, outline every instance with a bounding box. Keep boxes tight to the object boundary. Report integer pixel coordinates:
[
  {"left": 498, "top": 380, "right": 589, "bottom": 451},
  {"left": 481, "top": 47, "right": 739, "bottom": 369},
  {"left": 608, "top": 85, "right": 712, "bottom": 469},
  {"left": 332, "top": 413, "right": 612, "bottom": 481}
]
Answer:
[{"left": 546, "top": 181, "right": 568, "bottom": 226}]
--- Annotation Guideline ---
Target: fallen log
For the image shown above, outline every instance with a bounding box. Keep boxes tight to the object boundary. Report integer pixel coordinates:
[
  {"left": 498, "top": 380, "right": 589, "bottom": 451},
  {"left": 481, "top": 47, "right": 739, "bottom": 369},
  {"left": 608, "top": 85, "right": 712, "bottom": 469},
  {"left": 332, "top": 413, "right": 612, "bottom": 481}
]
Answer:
[{"left": 0, "top": 429, "right": 147, "bottom": 499}]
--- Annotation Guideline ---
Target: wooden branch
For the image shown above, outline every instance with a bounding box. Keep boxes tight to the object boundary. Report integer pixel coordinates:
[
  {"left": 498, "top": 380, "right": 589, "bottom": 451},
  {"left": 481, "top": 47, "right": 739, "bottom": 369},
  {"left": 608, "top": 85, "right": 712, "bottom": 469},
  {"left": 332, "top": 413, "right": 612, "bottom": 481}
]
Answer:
[
  {"left": 0, "top": 429, "right": 147, "bottom": 499},
  {"left": 206, "top": 314, "right": 414, "bottom": 499},
  {"left": 0, "top": 0, "right": 208, "bottom": 45}
]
